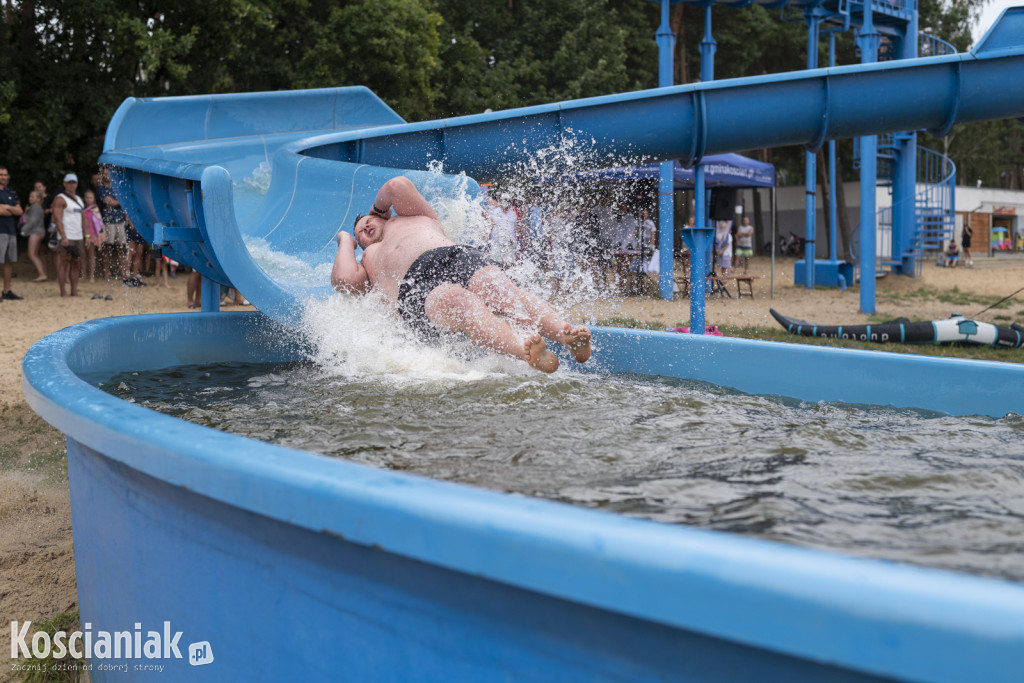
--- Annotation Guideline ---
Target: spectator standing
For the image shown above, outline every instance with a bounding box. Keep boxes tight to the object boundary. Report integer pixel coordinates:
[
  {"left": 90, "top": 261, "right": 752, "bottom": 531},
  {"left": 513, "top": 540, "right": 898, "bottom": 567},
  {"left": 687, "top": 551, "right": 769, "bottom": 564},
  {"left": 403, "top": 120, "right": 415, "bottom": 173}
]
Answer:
[
  {"left": 735, "top": 217, "right": 754, "bottom": 274},
  {"left": 124, "top": 219, "right": 147, "bottom": 286},
  {"left": 0, "top": 166, "right": 24, "bottom": 300},
  {"left": 82, "top": 190, "right": 106, "bottom": 282},
  {"left": 714, "top": 220, "right": 733, "bottom": 276},
  {"left": 961, "top": 223, "right": 973, "bottom": 265},
  {"left": 21, "top": 190, "right": 48, "bottom": 281},
  {"left": 617, "top": 209, "right": 638, "bottom": 249},
  {"left": 639, "top": 209, "right": 656, "bottom": 250},
  {"left": 52, "top": 173, "right": 85, "bottom": 297},
  {"left": 97, "top": 167, "right": 130, "bottom": 280},
  {"left": 485, "top": 196, "right": 518, "bottom": 267}
]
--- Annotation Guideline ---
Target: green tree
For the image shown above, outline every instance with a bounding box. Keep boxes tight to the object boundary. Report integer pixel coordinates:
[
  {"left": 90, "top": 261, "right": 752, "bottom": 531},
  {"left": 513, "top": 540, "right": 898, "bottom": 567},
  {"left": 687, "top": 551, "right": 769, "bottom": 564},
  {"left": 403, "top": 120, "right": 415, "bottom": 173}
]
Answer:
[
  {"left": 293, "top": 0, "right": 442, "bottom": 121},
  {"left": 432, "top": 0, "right": 658, "bottom": 116}
]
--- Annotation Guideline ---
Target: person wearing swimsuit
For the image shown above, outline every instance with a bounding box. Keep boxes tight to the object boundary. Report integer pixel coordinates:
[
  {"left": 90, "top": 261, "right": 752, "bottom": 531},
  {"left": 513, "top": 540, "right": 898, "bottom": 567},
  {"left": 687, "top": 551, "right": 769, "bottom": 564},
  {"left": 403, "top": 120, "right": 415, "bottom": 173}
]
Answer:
[{"left": 331, "top": 177, "right": 591, "bottom": 373}]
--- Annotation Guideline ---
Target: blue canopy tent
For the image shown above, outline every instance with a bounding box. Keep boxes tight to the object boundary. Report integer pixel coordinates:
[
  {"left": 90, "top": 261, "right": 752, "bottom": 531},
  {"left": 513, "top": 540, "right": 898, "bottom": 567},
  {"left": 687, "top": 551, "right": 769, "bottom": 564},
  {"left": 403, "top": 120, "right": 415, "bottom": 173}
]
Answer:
[{"left": 567, "top": 153, "right": 775, "bottom": 190}]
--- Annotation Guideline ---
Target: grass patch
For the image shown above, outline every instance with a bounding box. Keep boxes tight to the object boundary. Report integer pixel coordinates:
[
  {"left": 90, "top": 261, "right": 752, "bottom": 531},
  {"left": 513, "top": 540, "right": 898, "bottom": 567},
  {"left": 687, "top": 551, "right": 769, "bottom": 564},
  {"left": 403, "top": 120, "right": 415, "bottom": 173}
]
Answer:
[
  {"left": 0, "top": 404, "right": 67, "bottom": 483},
  {"left": 595, "top": 316, "right": 666, "bottom": 331},
  {"left": 18, "top": 611, "right": 83, "bottom": 682},
  {"left": 882, "top": 286, "right": 1016, "bottom": 311}
]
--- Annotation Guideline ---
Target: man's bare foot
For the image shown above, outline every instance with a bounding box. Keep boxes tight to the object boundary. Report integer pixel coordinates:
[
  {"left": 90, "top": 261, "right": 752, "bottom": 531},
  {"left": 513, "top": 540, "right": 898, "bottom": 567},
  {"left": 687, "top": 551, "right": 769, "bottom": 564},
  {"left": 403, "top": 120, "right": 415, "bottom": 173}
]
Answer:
[
  {"left": 524, "top": 333, "right": 558, "bottom": 373},
  {"left": 560, "top": 324, "right": 592, "bottom": 363}
]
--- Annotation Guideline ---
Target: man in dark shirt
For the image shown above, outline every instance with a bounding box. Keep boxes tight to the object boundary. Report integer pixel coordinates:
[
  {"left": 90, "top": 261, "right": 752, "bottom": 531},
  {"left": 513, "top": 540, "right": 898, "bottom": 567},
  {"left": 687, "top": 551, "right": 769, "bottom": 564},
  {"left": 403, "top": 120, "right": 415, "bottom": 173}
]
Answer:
[
  {"left": 0, "top": 166, "right": 24, "bottom": 300},
  {"left": 97, "top": 167, "right": 131, "bottom": 281}
]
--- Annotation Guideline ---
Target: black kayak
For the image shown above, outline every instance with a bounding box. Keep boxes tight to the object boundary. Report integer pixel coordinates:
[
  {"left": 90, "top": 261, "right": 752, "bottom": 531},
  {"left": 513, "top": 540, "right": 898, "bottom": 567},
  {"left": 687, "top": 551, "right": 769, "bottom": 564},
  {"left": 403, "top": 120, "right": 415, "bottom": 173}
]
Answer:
[{"left": 770, "top": 309, "right": 1024, "bottom": 348}]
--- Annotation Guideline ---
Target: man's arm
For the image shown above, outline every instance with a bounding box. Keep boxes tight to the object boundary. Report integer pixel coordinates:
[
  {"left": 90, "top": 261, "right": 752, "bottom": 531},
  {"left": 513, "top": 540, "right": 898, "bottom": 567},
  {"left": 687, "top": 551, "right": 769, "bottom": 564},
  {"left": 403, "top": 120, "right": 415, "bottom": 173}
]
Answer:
[
  {"left": 101, "top": 188, "right": 120, "bottom": 208},
  {"left": 369, "top": 177, "right": 438, "bottom": 220},
  {"left": 331, "top": 232, "right": 370, "bottom": 294},
  {"left": 52, "top": 197, "right": 68, "bottom": 243}
]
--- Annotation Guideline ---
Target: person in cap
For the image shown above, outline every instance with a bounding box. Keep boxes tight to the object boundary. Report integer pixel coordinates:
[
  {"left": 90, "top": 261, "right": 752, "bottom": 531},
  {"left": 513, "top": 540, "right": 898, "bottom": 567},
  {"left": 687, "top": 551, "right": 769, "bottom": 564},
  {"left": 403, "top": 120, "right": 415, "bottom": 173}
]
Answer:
[{"left": 51, "top": 173, "right": 85, "bottom": 297}]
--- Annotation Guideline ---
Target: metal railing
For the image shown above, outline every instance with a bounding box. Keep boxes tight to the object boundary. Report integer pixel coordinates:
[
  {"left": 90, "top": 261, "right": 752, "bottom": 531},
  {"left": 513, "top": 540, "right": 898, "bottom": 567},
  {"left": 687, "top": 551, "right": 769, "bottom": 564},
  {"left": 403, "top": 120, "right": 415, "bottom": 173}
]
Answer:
[
  {"left": 918, "top": 32, "right": 958, "bottom": 58},
  {"left": 853, "top": 146, "right": 955, "bottom": 277}
]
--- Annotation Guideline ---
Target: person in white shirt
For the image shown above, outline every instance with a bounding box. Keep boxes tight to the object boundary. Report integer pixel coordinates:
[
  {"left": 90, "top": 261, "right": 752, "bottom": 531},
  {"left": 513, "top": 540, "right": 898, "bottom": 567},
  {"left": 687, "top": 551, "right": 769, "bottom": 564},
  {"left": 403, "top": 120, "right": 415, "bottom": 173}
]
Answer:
[{"left": 51, "top": 173, "right": 85, "bottom": 297}]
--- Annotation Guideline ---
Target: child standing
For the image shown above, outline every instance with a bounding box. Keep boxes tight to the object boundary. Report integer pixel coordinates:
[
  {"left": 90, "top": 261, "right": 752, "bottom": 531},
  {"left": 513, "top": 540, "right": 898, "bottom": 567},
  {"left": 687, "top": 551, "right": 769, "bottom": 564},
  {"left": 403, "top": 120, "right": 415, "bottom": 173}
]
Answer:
[{"left": 82, "top": 190, "right": 106, "bottom": 282}]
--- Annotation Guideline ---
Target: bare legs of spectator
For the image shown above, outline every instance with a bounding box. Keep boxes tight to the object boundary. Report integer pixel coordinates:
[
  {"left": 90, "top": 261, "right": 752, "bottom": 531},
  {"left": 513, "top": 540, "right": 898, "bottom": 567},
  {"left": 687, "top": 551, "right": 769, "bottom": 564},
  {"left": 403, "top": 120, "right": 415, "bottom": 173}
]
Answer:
[
  {"left": 85, "top": 241, "right": 97, "bottom": 282},
  {"left": 27, "top": 233, "right": 47, "bottom": 281},
  {"left": 155, "top": 256, "right": 170, "bottom": 287},
  {"left": 57, "top": 252, "right": 81, "bottom": 297},
  {"left": 187, "top": 271, "right": 201, "bottom": 308}
]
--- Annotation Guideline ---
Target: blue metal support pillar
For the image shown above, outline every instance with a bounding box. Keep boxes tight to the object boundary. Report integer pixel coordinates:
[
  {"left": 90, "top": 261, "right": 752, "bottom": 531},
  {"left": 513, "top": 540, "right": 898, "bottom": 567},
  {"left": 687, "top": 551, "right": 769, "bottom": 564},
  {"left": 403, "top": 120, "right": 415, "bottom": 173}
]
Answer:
[
  {"left": 680, "top": 227, "right": 714, "bottom": 332},
  {"left": 802, "top": 11, "right": 822, "bottom": 289},
  {"left": 857, "top": 3, "right": 881, "bottom": 313},
  {"left": 201, "top": 276, "right": 221, "bottom": 312},
  {"left": 891, "top": 132, "right": 918, "bottom": 274},
  {"left": 656, "top": 0, "right": 677, "bottom": 301},
  {"left": 686, "top": 3, "right": 717, "bottom": 333},
  {"left": 828, "top": 34, "right": 839, "bottom": 265},
  {"left": 892, "top": 12, "right": 920, "bottom": 275}
]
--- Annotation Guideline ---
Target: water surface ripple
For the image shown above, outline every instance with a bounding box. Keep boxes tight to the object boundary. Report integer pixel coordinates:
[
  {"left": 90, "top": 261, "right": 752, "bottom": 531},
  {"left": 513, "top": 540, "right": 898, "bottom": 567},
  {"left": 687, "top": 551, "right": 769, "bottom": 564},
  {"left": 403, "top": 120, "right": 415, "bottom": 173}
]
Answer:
[{"left": 99, "top": 362, "right": 1024, "bottom": 582}]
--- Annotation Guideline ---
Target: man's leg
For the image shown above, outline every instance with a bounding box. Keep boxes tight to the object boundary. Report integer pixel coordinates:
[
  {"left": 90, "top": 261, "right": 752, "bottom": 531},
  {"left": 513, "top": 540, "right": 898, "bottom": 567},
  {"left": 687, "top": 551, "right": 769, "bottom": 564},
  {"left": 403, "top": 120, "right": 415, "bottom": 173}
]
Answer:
[
  {"left": 467, "top": 266, "right": 591, "bottom": 363},
  {"left": 68, "top": 255, "right": 80, "bottom": 296},
  {"left": 57, "top": 253, "right": 68, "bottom": 296},
  {"left": 423, "top": 283, "right": 558, "bottom": 372}
]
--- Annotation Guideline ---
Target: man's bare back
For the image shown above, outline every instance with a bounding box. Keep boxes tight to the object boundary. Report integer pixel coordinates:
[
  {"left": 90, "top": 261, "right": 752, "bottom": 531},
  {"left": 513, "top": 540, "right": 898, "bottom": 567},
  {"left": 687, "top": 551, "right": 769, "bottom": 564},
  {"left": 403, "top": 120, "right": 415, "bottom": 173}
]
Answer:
[{"left": 331, "top": 177, "right": 591, "bottom": 372}]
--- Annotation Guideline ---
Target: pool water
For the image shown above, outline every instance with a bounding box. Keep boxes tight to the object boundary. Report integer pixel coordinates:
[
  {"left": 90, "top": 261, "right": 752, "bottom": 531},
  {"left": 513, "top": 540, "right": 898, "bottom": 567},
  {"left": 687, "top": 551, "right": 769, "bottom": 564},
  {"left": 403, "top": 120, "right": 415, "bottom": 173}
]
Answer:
[{"left": 98, "top": 361, "right": 1024, "bottom": 582}]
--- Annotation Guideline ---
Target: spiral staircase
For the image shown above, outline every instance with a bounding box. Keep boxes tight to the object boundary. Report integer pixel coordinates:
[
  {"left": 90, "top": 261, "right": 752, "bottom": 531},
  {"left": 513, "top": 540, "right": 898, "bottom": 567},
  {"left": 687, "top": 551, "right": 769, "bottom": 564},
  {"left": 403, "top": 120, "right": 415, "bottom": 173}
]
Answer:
[{"left": 854, "top": 31, "right": 958, "bottom": 276}]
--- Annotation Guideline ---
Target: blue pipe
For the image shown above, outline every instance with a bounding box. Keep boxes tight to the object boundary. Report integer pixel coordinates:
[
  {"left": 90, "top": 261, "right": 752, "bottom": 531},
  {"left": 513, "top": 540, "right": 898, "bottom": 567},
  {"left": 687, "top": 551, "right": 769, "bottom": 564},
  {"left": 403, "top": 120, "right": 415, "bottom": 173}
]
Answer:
[
  {"left": 803, "top": 10, "right": 821, "bottom": 289},
  {"left": 827, "top": 34, "right": 839, "bottom": 263},
  {"left": 857, "top": 2, "right": 881, "bottom": 313},
  {"left": 656, "top": 0, "right": 678, "bottom": 301}
]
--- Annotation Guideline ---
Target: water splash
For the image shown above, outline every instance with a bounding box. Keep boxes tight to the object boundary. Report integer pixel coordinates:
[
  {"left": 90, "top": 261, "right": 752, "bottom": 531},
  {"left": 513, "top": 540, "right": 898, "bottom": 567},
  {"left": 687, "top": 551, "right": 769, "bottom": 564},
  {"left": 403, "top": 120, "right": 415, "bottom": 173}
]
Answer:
[
  {"left": 252, "top": 141, "right": 658, "bottom": 377},
  {"left": 236, "top": 161, "right": 273, "bottom": 195},
  {"left": 299, "top": 293, "right": 527, "bottom": 384}
]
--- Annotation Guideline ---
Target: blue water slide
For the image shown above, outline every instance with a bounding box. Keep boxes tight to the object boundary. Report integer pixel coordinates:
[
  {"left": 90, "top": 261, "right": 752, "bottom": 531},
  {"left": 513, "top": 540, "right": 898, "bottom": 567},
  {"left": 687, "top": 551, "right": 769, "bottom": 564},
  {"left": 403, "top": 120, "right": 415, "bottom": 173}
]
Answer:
[{"left": 101, "top": 9, "right": 1024, "bottom": 327}]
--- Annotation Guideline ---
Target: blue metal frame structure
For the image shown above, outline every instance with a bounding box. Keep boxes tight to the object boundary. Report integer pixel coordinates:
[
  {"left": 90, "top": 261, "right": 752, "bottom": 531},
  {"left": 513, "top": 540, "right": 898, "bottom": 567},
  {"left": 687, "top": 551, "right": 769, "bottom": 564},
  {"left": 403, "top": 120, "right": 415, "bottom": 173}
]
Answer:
[{"left": 667, "top": 0, "right": 958, "bottom": 314}]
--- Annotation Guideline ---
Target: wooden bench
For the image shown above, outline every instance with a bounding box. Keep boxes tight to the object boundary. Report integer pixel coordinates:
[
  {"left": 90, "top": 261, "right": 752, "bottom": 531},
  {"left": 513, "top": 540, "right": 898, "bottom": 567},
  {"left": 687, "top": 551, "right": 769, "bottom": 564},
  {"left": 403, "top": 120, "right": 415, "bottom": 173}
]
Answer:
[{"left": 734, "top": 275, "right": 754, "bottom": 298}]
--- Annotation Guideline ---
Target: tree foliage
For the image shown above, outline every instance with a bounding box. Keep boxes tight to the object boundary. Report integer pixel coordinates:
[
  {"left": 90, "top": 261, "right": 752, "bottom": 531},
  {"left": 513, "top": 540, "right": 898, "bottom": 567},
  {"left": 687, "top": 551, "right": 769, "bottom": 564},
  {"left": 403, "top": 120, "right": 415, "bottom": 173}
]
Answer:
[{"left": 0, "top": 0, "right": 1012, "bottom": 200}]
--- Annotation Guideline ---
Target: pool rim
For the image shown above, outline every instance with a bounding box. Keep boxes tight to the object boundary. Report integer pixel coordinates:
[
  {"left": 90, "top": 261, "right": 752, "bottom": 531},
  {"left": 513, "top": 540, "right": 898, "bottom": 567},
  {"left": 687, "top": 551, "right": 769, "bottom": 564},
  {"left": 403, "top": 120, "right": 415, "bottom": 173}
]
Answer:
[{"left": 21, "top": 310, "right": 1024, "bottom": 683}]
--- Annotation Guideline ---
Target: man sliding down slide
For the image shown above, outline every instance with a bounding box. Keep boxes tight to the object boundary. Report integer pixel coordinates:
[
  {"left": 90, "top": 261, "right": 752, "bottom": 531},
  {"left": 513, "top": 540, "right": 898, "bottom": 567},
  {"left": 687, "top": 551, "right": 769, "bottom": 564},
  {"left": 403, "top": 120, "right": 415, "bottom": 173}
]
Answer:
[{"left": 331, "top": 177, "right": 591, "bottom": 372}]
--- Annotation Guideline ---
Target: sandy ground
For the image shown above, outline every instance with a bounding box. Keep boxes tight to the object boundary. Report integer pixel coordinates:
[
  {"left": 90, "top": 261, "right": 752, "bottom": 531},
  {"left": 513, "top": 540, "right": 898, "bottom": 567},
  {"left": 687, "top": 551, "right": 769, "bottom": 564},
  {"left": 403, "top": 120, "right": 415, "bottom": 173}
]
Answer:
[
  {"left": 580, "top": 253, "right": 1024, "bottom": 329},
  {"left": 1, "top": 250, "right": 1022, "bottom": 661},
  {"left": 0, "top": 259, "right": 252, "bottom": 654}
]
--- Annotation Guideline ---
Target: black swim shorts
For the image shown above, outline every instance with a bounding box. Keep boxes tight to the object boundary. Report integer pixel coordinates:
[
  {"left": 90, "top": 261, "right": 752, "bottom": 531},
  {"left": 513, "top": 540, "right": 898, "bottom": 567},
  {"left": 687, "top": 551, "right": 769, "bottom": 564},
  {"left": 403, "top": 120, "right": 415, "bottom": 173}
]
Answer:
[{"left": 397, "top": 245, "right": 499, "bottom": 339}]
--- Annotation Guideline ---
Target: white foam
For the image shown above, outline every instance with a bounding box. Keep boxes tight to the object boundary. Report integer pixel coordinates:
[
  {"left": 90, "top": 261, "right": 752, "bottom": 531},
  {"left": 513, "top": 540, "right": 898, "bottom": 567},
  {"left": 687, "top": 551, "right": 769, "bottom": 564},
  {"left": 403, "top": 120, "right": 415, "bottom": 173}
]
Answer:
[
  {"left": 236, "top": 161, "right": 273, "bottom": 195},
  {"left": 299, "top": 292, "right": 526, "bottom": 384}
]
